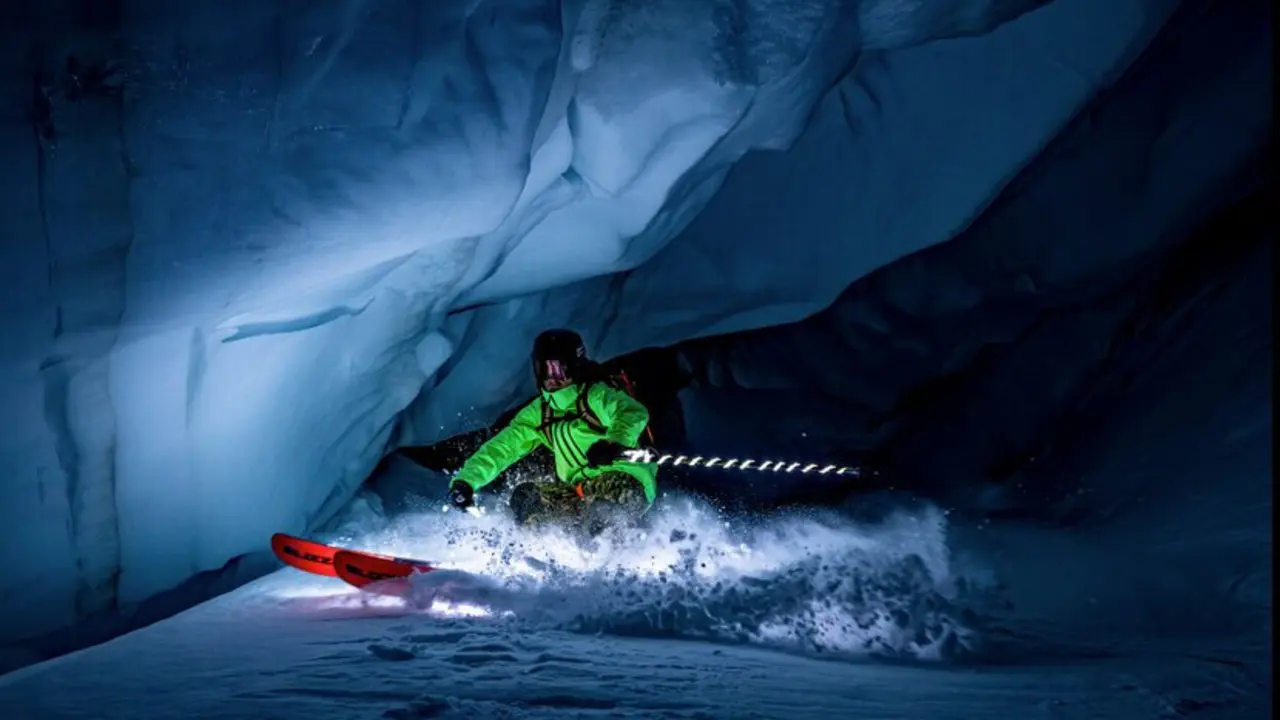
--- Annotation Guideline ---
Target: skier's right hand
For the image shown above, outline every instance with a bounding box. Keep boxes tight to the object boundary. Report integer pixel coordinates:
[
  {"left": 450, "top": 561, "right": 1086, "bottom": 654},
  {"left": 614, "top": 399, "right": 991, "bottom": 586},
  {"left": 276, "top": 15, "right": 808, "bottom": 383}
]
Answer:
[{"left": 448, "top": 481, "right": 474, "bottom": 510}]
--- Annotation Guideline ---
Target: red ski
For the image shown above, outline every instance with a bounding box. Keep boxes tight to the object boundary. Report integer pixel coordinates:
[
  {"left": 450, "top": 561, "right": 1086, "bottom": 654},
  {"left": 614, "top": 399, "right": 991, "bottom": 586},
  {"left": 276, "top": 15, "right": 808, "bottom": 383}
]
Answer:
[
  {"left": 271, "top": 533, "right": 340, "bottom": 577},
  {"left": 271, "top": 533, "right": 435, "bottom": 596},
  {"left": 333, "top": 550, "right": 435, "bottom": 597}
]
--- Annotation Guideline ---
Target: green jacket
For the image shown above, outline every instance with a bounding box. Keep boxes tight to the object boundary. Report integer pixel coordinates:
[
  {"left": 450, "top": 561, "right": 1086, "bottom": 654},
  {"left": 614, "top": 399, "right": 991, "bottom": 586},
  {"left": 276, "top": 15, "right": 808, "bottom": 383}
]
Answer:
[{"left": 452, "top": 382, "right": 659, "bottom": 504}]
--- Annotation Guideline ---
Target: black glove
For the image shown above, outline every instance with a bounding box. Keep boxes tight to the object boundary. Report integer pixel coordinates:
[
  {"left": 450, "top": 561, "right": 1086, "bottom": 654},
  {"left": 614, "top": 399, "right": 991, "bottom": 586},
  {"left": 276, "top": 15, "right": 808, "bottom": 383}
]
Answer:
[
  {"left": 586, "top": 440, "right": 627, "bottom": 468},
  {"left": 448, "top": 481, "right": 474, "bottom": 510}
]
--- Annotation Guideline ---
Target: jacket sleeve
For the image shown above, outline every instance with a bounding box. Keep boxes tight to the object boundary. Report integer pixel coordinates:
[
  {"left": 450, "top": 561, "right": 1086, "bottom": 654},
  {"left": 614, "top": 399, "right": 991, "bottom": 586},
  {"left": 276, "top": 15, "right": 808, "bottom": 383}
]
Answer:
[
  {"left": 587, "top": 383, "right": 650, "bottom": 448},
  {"left": 453, "top": 401, "right": 544, "bottom": 491}
]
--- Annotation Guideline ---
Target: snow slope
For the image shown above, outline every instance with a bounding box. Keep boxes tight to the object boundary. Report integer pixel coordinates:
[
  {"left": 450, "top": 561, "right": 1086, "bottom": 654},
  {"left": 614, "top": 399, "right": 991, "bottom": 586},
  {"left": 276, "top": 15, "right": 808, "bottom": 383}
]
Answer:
[
  {"left": 1, "top": 494, "right": 1265, "bottom": 719},
  {"left": 1, "top": 0, "right": 1170, "bottom": 647},
  {"left": 1, "top": 599, "right": 1218, "bottom": 719}
]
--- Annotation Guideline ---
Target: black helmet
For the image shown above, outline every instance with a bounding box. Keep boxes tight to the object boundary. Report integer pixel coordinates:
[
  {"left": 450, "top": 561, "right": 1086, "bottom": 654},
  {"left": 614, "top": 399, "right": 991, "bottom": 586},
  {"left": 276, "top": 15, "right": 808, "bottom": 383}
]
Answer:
[{"left": 532, "top": 329, "right": 588, "bottom": 390}]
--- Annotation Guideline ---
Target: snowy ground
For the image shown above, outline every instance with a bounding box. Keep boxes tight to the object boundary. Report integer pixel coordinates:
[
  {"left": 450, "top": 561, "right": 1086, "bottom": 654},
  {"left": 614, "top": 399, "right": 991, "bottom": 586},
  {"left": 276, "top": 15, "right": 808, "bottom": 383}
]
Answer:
[{"left": 0, "top": 495, "right": 1265, "bottom": 719}]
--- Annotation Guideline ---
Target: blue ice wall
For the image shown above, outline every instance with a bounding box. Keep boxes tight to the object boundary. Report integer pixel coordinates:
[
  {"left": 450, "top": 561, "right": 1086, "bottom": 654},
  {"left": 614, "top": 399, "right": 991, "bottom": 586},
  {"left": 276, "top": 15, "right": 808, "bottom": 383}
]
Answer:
[{"left": 672, "top": 0, "right": 1269, "bottom": 504}]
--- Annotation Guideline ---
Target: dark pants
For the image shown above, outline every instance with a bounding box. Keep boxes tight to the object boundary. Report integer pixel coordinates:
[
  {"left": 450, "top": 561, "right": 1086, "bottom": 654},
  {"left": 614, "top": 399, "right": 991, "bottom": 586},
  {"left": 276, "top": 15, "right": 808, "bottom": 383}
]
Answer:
[{"left": 510, "top": 471, "right": 647, "bottom": 532}]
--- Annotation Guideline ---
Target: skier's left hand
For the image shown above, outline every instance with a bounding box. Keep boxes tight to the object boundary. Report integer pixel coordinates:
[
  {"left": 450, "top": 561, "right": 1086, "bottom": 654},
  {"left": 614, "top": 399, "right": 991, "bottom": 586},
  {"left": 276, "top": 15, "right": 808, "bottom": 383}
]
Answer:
[
  {"left": 586, "top": 440, "right": 627, "bottom": 467},
  {"left": 448, "top": 481, "right": 474, "bottom": 510}
]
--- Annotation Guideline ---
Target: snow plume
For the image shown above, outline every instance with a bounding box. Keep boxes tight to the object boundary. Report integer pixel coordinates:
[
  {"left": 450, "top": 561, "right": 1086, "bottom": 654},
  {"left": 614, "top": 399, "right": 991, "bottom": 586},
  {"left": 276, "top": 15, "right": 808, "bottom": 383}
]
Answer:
[{"left": 266, "top": 494, "right": 973, "bottom": 662}]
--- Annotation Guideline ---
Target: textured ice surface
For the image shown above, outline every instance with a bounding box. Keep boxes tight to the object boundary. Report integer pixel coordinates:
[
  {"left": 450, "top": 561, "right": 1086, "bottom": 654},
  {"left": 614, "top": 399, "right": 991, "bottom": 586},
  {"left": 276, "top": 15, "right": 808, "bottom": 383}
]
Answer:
[
  {"left": 589, "top": 0, "right": 1182, "bottom": 353},
  {"left": 672, "top": 0, "right": 1270, "bottom": 476}
]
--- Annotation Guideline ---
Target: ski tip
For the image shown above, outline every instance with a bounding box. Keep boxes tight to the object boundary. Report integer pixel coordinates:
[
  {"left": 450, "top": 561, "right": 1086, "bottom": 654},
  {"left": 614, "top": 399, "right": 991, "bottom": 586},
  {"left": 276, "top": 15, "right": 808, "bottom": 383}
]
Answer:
[{"left": 271, "top": 533, "right": 342, "bottom": 578}]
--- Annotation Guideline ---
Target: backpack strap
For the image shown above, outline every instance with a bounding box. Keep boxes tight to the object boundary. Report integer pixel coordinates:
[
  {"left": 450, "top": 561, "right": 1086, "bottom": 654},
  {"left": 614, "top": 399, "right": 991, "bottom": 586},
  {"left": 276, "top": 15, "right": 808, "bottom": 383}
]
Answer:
[
  {"left": 574, "top": 382, "right": 606, "bottom": 434},
  {"left": 613, "top": 370, "right": 657, "bottom": 445},
  {"left": 539, "top": 397, "right": 556, "bottom": 442}
]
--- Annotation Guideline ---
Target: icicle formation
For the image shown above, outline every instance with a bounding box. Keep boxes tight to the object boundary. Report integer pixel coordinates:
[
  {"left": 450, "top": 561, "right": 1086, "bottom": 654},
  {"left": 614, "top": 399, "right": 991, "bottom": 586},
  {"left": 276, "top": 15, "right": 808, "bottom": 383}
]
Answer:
[{"left": 624, "top": 450, "right": 863, "bottom": 476}]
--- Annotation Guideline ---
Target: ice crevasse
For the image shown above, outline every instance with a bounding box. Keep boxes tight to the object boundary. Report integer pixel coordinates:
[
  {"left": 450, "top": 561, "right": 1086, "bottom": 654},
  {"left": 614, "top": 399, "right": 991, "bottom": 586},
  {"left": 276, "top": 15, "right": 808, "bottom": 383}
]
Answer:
[{"left": 0, "top": 0, "right": 1194, "bottom": 641}]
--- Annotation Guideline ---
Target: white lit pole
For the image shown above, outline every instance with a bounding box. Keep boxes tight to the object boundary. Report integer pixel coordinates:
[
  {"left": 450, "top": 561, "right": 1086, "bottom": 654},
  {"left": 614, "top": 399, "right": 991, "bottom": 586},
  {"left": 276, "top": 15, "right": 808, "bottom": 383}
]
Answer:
[{"left": 623, "top": 449, "right": 866, "bottom": 477}]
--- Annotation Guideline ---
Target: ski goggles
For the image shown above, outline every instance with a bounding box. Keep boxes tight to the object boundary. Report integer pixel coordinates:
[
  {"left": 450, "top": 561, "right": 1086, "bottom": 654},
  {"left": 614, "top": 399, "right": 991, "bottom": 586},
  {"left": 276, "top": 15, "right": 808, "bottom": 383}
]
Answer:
[{"left": 540, "top": 359, "right": 571, "bottom": 385}]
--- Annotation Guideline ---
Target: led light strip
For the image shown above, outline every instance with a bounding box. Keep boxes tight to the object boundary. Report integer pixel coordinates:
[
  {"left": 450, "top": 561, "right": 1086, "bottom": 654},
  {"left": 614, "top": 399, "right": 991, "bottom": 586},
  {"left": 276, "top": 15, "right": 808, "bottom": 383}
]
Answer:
[{"left": 624, "top": 450, "right": 863, "bottom": 476}]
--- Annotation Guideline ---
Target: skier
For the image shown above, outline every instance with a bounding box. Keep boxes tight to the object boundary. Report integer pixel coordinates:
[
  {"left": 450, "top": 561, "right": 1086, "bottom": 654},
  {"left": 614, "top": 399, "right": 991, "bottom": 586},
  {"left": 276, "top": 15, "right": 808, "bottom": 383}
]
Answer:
[{"left": 447, "top": 329, "right": 659, "bottom": 533}]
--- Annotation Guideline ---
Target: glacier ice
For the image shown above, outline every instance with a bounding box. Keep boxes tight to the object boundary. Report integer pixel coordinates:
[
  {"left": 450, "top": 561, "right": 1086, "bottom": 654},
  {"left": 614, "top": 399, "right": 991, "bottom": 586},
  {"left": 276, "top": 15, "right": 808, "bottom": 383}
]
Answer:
[
  {"left": 0, "top": 0, "right": 1264, "bottom": 665},
  {"left": 591, "top": 0, "right": 1184, "bottom": 353},
  {"left": 669, "top": 0, "right": 1271, "bottom": 674},
  {"left": 673, "top": 0, "right": 1270, "bottom": 474}
]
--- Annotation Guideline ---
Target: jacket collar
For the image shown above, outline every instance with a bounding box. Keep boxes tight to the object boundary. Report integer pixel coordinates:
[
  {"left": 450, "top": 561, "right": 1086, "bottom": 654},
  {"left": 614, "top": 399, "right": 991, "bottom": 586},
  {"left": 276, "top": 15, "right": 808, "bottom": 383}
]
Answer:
[{"left": 540, "top": 383, "right": 581, "bottom": 412}]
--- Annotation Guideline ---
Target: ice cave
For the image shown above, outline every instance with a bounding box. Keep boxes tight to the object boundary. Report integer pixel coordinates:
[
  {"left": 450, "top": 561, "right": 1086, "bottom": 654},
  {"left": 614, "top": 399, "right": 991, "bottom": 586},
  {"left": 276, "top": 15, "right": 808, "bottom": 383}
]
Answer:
[{"left": 0, "top": 0, "right": 1271, "bottom": 717}]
